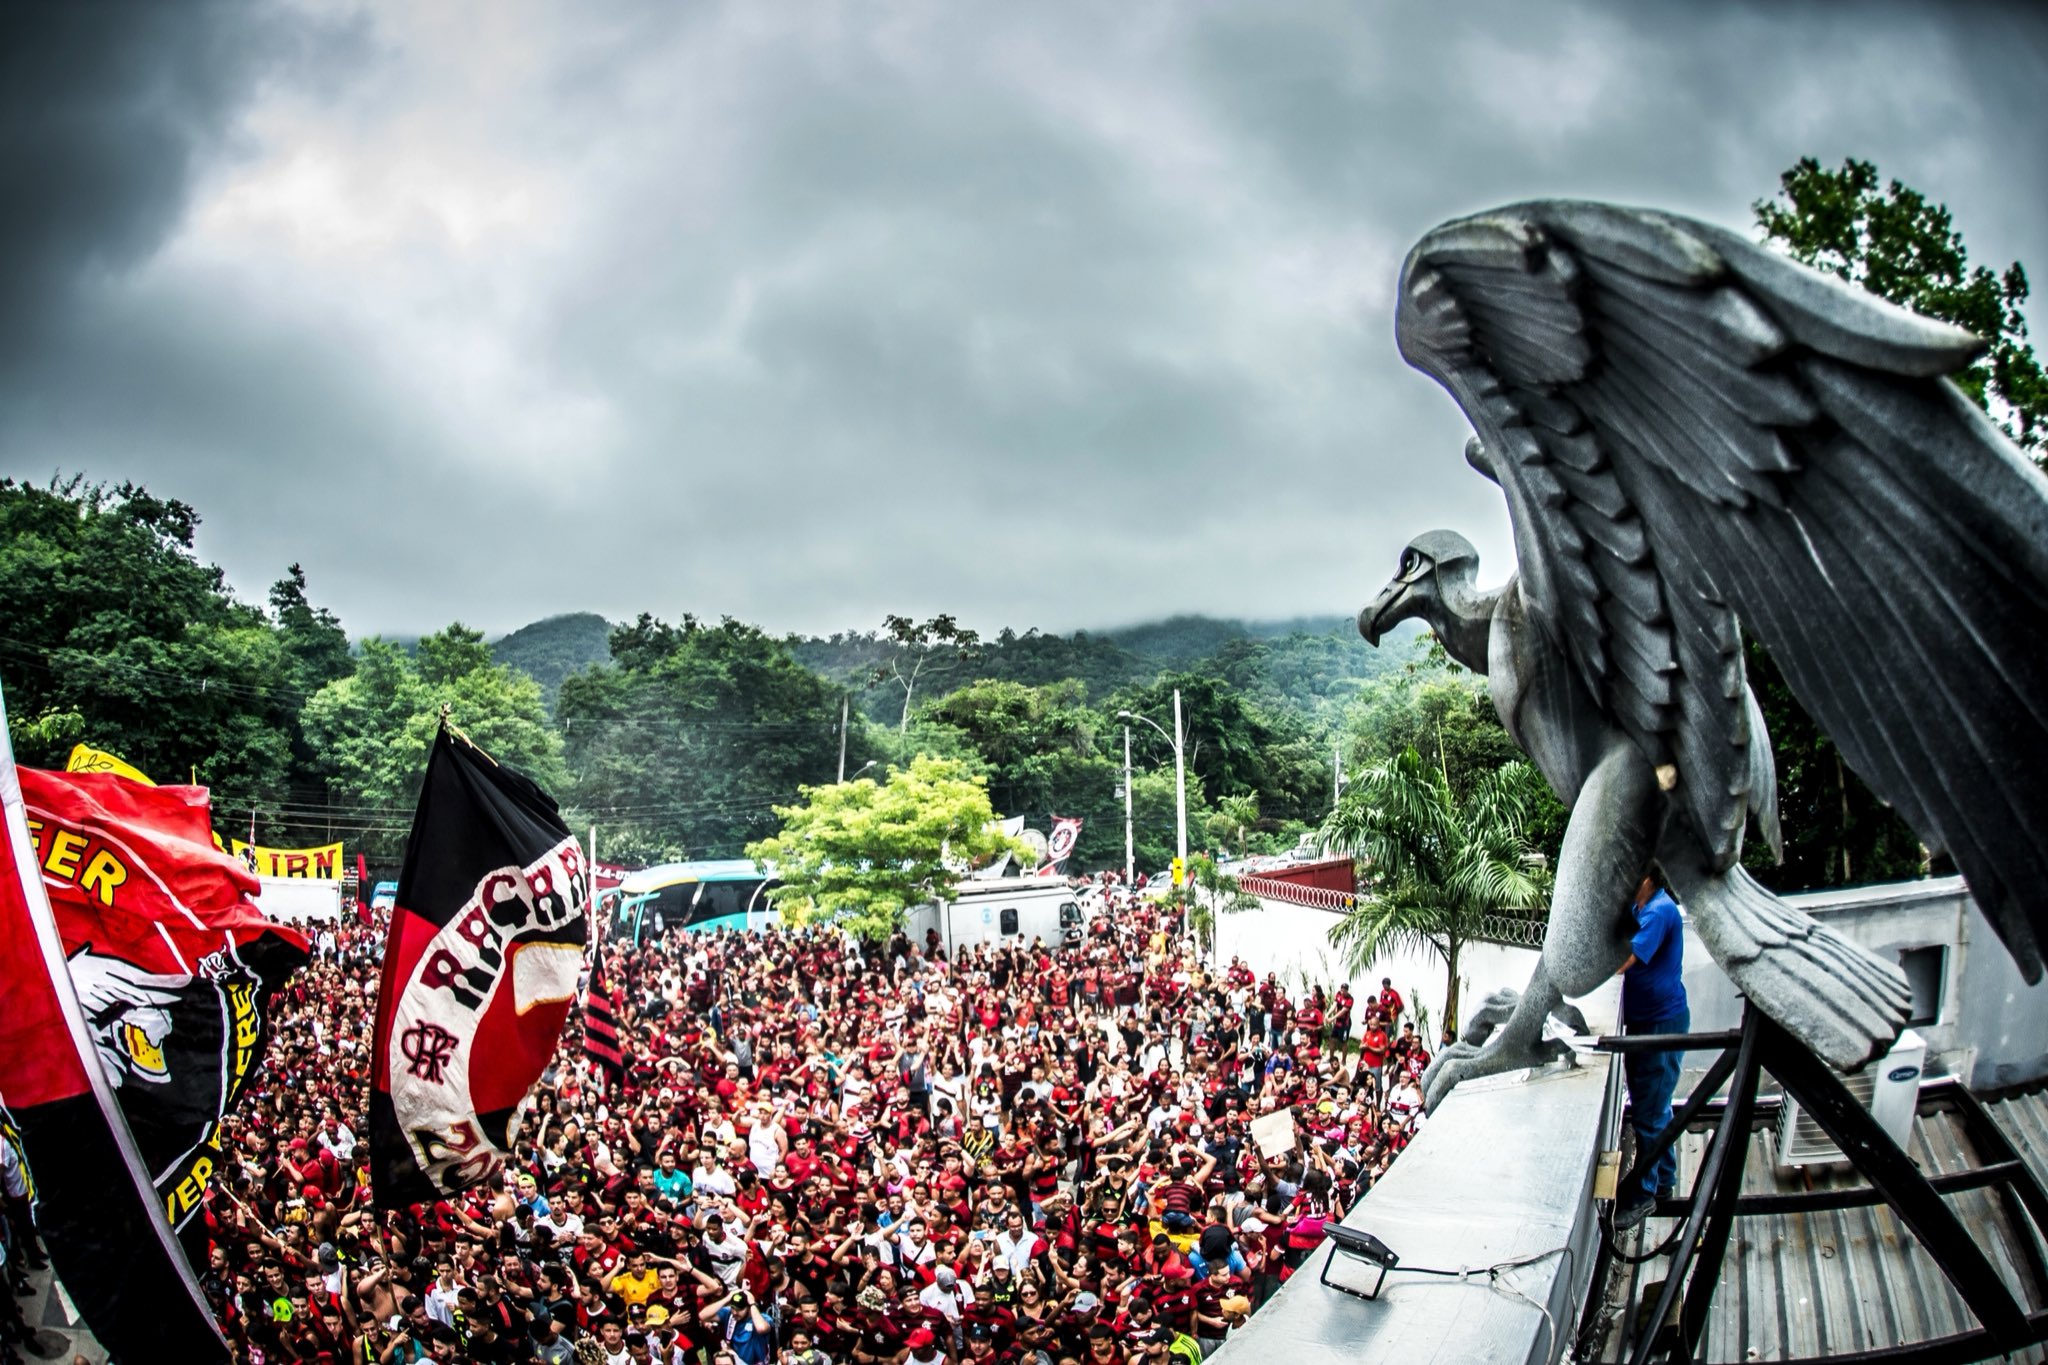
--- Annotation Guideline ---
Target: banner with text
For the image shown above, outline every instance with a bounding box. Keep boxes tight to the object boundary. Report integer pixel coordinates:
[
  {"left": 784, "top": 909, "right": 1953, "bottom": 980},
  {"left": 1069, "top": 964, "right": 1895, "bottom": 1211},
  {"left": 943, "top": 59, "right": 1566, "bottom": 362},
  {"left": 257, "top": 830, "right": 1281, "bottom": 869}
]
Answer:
[
  {"left": 3, "top": 692, "right": 234, "bottom": 1362},
  {"left": 21, "top": 769, "right": 309, "bottom": 1247}
]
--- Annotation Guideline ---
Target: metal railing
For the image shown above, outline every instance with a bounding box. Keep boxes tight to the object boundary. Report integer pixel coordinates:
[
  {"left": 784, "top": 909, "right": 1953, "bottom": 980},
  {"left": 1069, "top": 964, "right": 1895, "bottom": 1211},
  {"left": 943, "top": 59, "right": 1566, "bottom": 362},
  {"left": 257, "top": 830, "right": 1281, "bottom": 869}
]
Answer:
[
  {"left": 1239, "top": 878, "right": 1550, "bottom": 948},
  {"left": 1238, "top": 875, "right": 1356, "bottom": 912},
  {"left": 1473, "top": 912, "right": 1549, "bottom": 948}
]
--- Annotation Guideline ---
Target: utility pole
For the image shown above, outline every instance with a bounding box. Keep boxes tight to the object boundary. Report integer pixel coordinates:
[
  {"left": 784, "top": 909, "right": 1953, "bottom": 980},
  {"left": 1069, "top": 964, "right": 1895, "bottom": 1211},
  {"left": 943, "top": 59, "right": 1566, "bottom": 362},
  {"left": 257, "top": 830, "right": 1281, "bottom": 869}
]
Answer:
[
  {"left": 1334, "top": 737, "right": 1343, "bottom": 811},
  {"left": 1123, "top": 725, "right": 1135, "bottom": 886},
  {"left": 1172, "top": 687, "right": 1188, "bottom": 893},
  {"left": 837, "top": 694, "right": 849, "bottom": 782}
]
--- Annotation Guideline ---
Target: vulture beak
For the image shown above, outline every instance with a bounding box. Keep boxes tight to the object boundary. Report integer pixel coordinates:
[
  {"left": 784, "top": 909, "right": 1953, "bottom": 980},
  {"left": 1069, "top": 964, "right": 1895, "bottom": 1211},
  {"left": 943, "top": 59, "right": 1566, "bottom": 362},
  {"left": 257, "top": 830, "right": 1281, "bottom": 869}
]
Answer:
[{"left": 1359, "top": 576, "right": 1409, "bottom": 647}]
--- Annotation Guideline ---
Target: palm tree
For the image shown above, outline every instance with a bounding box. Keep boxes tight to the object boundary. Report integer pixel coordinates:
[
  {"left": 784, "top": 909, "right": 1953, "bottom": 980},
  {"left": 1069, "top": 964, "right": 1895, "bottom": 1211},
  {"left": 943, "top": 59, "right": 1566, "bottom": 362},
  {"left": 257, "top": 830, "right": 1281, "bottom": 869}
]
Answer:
[
  {"left": 1315, "top": 747, "right": 1551, "bottom": 1034},
  {"left": 1213, "top": 793, "right": 1260, "bottom": 858}
]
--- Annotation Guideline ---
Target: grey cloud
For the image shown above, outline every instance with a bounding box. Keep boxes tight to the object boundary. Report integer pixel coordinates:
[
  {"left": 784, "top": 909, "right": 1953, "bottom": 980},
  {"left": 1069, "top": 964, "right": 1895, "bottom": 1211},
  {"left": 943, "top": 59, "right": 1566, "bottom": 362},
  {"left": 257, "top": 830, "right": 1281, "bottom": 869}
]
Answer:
[
  {"left": 0, "top": 0, "right": 364, "bottom": 372},
  {"left": 1, "top": 0, "right": 2042, "bottom": 640}
]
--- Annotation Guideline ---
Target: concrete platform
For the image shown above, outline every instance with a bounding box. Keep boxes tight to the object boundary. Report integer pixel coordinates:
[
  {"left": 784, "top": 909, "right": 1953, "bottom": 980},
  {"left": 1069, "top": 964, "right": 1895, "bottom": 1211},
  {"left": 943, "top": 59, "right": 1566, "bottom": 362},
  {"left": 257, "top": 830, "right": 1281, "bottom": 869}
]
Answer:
[{"left": 1214, "top": 1055, "right": 1610, "bottom": 1365}]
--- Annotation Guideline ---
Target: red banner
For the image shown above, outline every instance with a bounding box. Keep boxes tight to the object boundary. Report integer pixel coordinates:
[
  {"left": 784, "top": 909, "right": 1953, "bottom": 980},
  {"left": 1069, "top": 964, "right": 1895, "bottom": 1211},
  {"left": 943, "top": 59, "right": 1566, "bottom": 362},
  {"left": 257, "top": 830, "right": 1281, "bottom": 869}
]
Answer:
[
  {"left": 19, "top": 769, "right": 308, "bottom": 1239},
  {"left": 0, "top": 690, "right": 233, "bottom": 1362}
]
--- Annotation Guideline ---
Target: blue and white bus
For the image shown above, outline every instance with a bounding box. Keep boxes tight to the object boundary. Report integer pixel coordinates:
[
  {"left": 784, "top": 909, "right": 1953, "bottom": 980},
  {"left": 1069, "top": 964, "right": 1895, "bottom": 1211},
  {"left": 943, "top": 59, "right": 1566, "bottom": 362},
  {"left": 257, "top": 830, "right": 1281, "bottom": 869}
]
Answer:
[{"left": 607, "top": 860, "right": 779, "bottom": 941}]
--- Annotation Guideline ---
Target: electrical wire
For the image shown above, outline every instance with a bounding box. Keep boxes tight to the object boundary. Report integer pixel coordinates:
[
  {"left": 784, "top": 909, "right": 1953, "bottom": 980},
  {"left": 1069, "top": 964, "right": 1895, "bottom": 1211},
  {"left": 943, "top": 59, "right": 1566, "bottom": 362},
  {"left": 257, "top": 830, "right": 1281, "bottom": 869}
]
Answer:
[{"left": 1341, "top": 1243, "right": 1575, "bottom": 1361}]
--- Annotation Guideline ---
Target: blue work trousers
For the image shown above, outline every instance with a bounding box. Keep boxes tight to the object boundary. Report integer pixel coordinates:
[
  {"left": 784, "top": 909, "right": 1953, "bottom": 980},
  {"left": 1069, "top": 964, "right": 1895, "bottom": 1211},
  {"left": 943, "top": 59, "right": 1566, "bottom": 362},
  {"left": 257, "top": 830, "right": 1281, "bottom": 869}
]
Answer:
[{"left": 1622, "top": 1005, "right": 1688, "bottom": 1199}]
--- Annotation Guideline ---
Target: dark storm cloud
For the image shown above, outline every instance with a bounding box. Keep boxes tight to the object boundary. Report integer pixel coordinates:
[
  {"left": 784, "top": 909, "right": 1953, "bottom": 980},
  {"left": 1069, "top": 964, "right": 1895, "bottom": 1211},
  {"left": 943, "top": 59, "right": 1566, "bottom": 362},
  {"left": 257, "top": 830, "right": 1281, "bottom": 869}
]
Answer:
[
  {"left": 0, "top": 1, "right": 361, "bottom": 370},
  {"left": 1, "top": 1, "right": 2043, "bottom": 639}
]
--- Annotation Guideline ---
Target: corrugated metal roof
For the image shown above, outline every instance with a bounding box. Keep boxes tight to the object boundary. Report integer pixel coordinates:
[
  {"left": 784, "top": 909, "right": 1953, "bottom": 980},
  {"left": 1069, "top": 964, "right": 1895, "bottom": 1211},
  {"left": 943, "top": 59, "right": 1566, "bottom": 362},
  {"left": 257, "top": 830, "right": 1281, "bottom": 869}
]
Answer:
[
  {"left": 1991, "top": 1085, "right": 2048, "bottom": 1195},
  {"left": 1597, "top": 1085, "right": 2048, "bottom": 1362}
]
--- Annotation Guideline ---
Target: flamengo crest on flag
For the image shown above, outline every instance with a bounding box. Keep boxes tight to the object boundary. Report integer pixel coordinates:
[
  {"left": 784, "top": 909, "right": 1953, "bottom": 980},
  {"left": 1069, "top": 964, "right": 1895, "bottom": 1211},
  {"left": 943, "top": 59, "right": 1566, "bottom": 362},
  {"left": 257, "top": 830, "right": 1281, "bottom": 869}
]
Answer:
[
  {"left": 370, "top": 725, "right": 589, "bottom": 1206},
  {"left": 0, "top": 681, "right": 234, "bottom": 1363},
  {"left": 1036, "top": 815, "right": 1083, "bottom": 876}
]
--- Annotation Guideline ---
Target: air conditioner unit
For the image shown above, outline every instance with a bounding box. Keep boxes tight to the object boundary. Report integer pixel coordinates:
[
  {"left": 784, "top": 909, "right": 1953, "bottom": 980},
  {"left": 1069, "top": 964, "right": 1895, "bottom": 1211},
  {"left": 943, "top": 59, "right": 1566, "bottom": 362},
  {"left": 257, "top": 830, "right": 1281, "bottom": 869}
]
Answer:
[{"left": 1774, "top": 1029, "right": 1925, "bottom": 1168}]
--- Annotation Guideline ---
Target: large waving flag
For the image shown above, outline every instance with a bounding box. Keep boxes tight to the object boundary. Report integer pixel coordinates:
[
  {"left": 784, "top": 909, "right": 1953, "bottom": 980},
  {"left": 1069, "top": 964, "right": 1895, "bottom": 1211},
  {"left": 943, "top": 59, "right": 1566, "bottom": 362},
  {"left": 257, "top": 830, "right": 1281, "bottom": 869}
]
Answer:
[
  {"left": 0, "top": 688, "right": 233, "bottom": 1363},
  {"left": 370, "top": 726, "right": 589, "bottom": 1206},
  {"left": 18, "top": 767, "right": 309, "bottom": 1249}
]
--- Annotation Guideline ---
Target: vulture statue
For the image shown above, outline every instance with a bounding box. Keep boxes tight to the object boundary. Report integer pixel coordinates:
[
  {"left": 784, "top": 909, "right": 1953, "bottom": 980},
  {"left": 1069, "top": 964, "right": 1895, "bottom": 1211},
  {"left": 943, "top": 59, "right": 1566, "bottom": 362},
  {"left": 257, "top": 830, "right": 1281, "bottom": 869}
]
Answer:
[{"left": 1359, "top": 201, "right": 2048, "bottom": 1107}]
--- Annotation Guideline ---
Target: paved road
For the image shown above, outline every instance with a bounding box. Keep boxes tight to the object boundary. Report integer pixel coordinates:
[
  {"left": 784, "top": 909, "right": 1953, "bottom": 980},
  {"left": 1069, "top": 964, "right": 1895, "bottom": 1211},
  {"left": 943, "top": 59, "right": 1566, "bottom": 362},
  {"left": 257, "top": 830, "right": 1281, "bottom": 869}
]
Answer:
[{"left": 7, "top": 1262, "right": 105, "bottom": 1365}]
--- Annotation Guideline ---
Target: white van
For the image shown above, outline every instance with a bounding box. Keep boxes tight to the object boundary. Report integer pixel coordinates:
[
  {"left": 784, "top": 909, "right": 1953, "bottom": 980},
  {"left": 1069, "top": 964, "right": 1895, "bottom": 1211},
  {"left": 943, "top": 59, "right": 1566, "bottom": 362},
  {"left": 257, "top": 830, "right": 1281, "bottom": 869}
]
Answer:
[{"left": 905, "top": 879, "right": 1085, "bottom": 956}]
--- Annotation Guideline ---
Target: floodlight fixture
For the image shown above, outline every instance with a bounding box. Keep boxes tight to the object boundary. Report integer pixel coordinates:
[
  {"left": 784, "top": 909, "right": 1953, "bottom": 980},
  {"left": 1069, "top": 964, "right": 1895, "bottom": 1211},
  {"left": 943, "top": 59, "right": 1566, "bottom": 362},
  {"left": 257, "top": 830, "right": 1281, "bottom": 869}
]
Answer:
[{"left": 1321, "top": 1224, "right": 1401, "bottom": 1301}]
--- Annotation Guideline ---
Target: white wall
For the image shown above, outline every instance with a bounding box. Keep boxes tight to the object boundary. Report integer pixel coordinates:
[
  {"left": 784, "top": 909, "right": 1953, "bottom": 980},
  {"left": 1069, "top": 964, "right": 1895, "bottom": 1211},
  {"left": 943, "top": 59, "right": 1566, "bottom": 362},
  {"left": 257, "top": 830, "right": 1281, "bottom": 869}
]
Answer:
[{"left": 1208, "top": 896, "right": 1622, "bottom": 1038}]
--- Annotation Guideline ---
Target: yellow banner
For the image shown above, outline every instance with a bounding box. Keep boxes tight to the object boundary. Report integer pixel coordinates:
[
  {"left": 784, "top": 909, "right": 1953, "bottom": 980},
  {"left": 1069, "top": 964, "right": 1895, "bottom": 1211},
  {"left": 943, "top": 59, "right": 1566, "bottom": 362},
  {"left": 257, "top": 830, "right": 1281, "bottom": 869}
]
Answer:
[
  {"left": 208, "top": 834, "right": 346, "bottom": 880},
  {"left": 65, "top": 743, "right": 155, "bottom": 786}
]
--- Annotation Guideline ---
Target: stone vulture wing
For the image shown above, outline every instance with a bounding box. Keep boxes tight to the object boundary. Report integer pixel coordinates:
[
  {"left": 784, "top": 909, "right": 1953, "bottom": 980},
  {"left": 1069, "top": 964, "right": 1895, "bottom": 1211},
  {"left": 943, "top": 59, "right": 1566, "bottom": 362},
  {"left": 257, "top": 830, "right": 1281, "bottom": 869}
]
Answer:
[{"left": 1394, "top": 200, "right": 2048, "bottom": 981}]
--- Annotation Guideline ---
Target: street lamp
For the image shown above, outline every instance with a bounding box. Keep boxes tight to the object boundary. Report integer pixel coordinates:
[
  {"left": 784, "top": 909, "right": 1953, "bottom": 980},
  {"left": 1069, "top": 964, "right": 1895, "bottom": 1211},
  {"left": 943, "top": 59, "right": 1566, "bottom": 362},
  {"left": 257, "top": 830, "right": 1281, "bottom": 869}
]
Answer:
[{"left": 1118, "top": 687, "right": 1187, "bottom": 904}]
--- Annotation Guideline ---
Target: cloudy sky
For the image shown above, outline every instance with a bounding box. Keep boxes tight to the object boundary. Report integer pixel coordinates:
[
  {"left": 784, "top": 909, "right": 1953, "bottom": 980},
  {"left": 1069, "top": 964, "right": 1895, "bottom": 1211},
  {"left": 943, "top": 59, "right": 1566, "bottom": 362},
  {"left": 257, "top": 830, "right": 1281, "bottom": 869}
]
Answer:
[{"left": 3, "top": 1, "right": 2043, "bottom": 639}]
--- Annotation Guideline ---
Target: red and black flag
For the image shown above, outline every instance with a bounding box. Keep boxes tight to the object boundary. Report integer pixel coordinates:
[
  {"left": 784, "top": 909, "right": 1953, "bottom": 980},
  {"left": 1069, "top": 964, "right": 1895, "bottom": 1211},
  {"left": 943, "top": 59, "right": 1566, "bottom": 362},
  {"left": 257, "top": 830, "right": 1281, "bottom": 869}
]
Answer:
[
  {"left": 1036, "top": 815, "right": 1083, "bottom": 877},
  {"left": 370, "top": 726, "right": 589, "bottom": 1206},
  {"left": 584, "top": 957, "right": 625, "bottom": 1089},
  {"left": 0, "top": 692, "right": 234, "bottom": 1363},
  {"left": 18, "top": 767, "right": 309, "bottom": 1253}
]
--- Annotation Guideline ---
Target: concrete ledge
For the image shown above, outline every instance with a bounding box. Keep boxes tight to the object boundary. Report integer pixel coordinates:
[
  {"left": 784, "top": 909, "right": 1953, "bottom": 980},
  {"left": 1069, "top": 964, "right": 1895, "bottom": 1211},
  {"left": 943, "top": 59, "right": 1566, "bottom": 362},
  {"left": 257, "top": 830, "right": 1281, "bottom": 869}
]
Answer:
[{"left": 1214, "top": 1056, "right": 1610, "bottom": 1365}]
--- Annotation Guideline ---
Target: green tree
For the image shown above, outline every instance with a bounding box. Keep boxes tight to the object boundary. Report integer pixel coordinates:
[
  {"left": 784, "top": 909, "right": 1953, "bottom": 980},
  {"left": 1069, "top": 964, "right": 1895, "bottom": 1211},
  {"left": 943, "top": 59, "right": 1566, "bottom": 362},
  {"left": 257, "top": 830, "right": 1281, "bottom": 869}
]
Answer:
[
  {"left": 747, "top": 755, "right": 1027, "bottom": 942},
  {"left": 920, "top": 678, "right": 1131, "bottom": 862},
  {"left": 303, "top": 627, "right": 563, "bottom": 861},
  {"left": 1757, "top": 156, "right": 2044, "bottom": 456},
  {"left": 0, "top": 478, "right": 300, "bottom": 809},
  {"left": 1207, "top": 793, "right": 1260, "bottom": 858},
  {"left": 1183, "top": 852, "right": 1260, "bottom": 953},
  {"left": 416, "top": 622, "right": 493, "bottom": 685},
  {"left": 1110, "top": 674, "right": 1327, "bottom": 829},
  {"left": 558, "top": 615, "right": 845, "bottom": 863},
  {"left": 1315, "top": 748, "right": 1551, "bottom": 1033},
  {"left": 872, "top": 614, "right": 982, "bottom": 732},
  {"left": 268, "top": 563, "right": 353, "bottom": 697}
]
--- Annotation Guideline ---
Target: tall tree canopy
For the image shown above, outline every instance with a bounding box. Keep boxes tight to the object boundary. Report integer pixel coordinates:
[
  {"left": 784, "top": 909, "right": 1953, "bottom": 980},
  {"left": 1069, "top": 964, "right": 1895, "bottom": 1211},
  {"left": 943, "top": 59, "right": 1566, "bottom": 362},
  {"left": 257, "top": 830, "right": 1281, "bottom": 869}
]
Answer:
[
  {"left": 558, "top": 615, "right": 848, "bottom": 865},
  {"left": 301, "top": 626, "right": 563, "bottom": 861},
  {"left": 1756, "top": 156, "right": 2044, "bottom": 458},
  {"left": 0, "top": 478, "right": 312, "bottom": 816}
]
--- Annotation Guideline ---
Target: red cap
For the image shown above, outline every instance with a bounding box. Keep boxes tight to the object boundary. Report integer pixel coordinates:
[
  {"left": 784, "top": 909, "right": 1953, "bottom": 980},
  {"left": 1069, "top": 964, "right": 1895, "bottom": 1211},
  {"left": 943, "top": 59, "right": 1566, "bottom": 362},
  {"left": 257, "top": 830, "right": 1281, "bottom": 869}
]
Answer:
[{"left": 907, "top": 1328, "right": 936, "bottom": 1349}]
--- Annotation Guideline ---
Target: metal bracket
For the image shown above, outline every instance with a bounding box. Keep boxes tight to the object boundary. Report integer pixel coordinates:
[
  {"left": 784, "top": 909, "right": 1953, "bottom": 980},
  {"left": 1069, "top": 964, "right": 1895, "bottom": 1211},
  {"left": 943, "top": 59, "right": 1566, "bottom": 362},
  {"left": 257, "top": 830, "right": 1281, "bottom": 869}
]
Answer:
[{"left": 1588, "top": 1004, "right": 2048, "bottom": 1364}]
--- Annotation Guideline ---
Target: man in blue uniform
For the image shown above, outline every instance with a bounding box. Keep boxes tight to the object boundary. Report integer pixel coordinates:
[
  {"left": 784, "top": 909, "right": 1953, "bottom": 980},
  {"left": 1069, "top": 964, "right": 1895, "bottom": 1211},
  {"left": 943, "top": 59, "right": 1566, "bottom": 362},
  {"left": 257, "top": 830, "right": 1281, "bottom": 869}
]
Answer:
[{"left": 1614, "top": 876, "right": 1687, "bottom": 1230}]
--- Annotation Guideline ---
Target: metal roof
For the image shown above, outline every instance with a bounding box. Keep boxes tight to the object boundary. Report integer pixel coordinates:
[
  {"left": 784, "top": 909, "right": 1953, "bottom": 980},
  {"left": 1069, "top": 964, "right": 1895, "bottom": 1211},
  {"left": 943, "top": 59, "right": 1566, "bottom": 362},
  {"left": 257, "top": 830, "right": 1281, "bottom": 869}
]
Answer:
[{"left": 1594, "top": 1082, "right": 2048, "bottom": 1362}]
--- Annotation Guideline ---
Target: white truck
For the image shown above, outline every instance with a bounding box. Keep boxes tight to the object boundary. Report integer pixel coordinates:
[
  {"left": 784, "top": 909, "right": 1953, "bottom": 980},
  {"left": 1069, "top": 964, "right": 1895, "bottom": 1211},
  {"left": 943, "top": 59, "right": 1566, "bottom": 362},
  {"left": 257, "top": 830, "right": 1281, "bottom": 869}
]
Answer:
[
  {"left": 253, "top": 875, "right": 343, "bottom": 923},
  {"left": 905, "top": 878, "right": 1085, "bottom": 957}
]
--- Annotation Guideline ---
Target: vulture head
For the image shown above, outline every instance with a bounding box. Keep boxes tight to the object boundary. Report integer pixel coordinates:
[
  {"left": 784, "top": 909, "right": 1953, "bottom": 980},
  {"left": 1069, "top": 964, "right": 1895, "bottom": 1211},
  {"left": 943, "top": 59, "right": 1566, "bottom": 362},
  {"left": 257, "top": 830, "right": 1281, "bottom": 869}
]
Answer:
[{"left": 1359, "top": 529, "right": 1481, "bottom": 647}]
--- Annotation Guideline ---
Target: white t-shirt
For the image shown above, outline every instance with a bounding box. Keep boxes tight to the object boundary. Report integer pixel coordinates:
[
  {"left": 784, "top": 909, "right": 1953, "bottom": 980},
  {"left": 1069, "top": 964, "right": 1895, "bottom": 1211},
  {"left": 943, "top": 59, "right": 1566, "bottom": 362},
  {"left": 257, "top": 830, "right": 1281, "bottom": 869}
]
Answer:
[
  {"left": 918, "top": 1280, "right": 973, "bottom": 1322},
  {"left": 748, "top": 1121, "right": 784, "bottom": 1177}
]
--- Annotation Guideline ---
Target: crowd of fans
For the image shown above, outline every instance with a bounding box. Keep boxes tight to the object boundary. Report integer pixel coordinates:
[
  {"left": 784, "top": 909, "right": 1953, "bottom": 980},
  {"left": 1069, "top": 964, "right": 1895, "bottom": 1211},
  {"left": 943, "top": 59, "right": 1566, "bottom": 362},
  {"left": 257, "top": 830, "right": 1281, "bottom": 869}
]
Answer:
[{"left": 24, "top": 882, "right": 1439, "bottom": 1365}]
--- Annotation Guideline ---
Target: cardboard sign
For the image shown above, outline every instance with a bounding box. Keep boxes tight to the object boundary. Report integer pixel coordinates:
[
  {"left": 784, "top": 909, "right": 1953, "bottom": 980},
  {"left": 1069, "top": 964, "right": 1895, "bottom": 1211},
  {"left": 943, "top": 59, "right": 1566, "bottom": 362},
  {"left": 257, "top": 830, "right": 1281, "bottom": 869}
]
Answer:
[{"left": 1250, "top": 1109, "right": 1297, "bottom": 1159}]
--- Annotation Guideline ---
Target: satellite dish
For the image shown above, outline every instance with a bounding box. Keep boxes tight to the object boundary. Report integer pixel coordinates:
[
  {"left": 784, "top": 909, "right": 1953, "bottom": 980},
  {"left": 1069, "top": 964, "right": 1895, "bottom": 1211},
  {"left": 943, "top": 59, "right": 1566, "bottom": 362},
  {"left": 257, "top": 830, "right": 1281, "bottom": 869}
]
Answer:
[{"left": 1018, "top": 828, "right": 1049, "bottom": 866}]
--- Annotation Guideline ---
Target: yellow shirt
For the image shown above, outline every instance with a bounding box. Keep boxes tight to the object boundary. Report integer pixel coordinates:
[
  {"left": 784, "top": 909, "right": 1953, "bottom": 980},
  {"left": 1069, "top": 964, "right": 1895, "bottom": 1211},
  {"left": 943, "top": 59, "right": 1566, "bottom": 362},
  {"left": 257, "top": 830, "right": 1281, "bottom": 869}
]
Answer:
[{"left": 614, "top": 1268, "right": 662, "bottom": 1307}]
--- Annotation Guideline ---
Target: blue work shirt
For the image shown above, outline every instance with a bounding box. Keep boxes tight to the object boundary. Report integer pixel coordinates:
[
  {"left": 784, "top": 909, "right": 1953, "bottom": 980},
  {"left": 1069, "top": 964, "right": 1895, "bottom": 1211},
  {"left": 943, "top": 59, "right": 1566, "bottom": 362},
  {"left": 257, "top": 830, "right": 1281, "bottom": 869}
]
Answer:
[{"left": 1622, "top": 889, "right": 1687, "bottom": 1023}]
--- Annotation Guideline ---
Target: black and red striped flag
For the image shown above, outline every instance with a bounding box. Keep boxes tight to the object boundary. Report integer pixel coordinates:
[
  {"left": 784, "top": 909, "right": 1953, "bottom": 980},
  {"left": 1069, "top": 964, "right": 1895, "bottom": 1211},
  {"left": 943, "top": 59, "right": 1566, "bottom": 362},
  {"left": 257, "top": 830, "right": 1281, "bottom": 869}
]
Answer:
[
  {"left": 584, "top": 958, "right": 625, "bottom": 1088},
  {"left": 370, "top": 725, "right": 589, "bottom": 1206}
]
